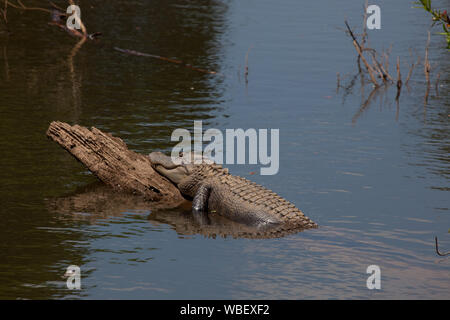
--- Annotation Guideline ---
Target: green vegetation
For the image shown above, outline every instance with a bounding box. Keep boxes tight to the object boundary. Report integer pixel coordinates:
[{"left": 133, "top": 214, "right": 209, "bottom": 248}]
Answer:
[{"left": 415, "top": 0, "right": 450, "bottom": 49}]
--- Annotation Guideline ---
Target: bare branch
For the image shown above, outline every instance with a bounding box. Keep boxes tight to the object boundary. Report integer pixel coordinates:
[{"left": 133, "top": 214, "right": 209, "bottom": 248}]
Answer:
[{"left": 345, "top": 20, "right": 379, "bottom": 86}]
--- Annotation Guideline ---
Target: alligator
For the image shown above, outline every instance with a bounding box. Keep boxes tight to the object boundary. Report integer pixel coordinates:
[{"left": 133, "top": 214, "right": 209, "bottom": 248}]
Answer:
[{"left": 148, "top": 152, "right": 317, "bottom": 230}]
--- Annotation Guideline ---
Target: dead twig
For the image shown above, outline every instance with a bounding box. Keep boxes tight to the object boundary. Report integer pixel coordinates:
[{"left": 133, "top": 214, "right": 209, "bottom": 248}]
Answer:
[
  {"left": 395, "top": 56, "right": 402, "bottom": 101},
  {"left": 359, "top": 2, "right": 391, "bottom": 83},
  {"left": 395, "top": 57, "right": 403, "bottom": 121},
  {"left": 357, "top": 0, "right": 369, "bottom": 71},
  {"left": 424, "top": 31, "right": 431, "bottom": 106},
  {"left": 244, "top": 45, "right": 253, "bottom": 84},
  {"left": 383, "top": 44, "right": 393, "bottom": 75},
  {"left": 7, "top": 0, "right": 52, "bottom": 13},
  {"left": 345, "top": 20, "right": 379, "bottom": 86},
  {"left": 361, "top": 0, "right": 369, "bottom": 48},
  {"left": 424, "top": 31, "right": 431, "bottom": 85},
  {"left": 340, "top": 8, "right": 439, "bottom": 124},
  {"left": 364, "top": 48, "right": 394, "bottom": 82},
  {"left": 336, "top": 72, "right": 340, "bottom": 93}
]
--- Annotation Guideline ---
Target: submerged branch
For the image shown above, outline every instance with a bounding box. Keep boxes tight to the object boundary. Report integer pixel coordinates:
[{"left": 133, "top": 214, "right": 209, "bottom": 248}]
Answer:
[
  {"left": 435, "top": 237, "right": 450, "bottom": 257},
  {"left": 114, "top": 47, "right": 218, "bottom": 75}
]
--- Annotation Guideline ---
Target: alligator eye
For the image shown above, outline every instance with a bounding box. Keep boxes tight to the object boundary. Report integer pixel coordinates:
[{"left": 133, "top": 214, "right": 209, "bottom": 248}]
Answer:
[{"left": 179, "top": 151, "right": 183, "bottom": 157}]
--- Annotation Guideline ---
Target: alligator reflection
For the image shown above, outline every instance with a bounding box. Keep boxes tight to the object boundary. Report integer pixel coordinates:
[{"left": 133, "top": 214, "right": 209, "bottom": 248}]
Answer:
[{"left": 48, "top": 183, "right": 307, "bottom": 239}]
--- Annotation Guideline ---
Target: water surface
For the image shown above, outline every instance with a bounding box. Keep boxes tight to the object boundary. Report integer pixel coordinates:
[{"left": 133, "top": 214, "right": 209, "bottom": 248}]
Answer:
[{"left": 0, "top": 0, "right": 449, "bottom": 299}]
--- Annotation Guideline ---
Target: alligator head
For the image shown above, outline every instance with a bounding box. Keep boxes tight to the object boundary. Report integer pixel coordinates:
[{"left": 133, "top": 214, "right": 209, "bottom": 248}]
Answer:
[
  {"left": 148, "top": 151, "right": 227, "bottom": 198},
  {"left": 148, "top": 152, "right": 190, "bottom": 185},
  {"left": 148, "top": 151, "right": 218, "bottom": 184}
]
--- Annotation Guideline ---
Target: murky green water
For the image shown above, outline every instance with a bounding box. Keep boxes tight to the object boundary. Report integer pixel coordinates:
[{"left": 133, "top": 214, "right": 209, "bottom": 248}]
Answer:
[{"left": 0, "top": 0, "right": 449, "bottom": 299}]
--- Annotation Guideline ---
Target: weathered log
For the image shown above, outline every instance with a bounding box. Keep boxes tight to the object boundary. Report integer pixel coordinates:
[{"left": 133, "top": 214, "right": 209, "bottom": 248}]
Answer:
[{"left": 46, "top": 121, "right": 185, "bottom": 207}]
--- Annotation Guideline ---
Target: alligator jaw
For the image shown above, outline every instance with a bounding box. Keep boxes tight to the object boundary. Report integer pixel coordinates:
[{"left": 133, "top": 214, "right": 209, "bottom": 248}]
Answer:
[
  {"left": 148, "top": 151, "right": 179, "bottom": 169},
  {"left": 153, "top": 164, "right": 188, "bottom": 185}
]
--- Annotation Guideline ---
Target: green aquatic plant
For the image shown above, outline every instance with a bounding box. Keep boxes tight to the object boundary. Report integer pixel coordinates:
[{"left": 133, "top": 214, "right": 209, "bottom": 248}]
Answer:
[{"left": 415, "top": 0, "right": 450, "bottom": 49}]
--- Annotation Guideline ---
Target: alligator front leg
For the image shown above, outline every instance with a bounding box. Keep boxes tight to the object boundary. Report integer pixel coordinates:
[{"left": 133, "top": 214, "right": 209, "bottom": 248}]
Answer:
[{"left": 192, "top": 183, "right": 211, "bottom": 225}]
